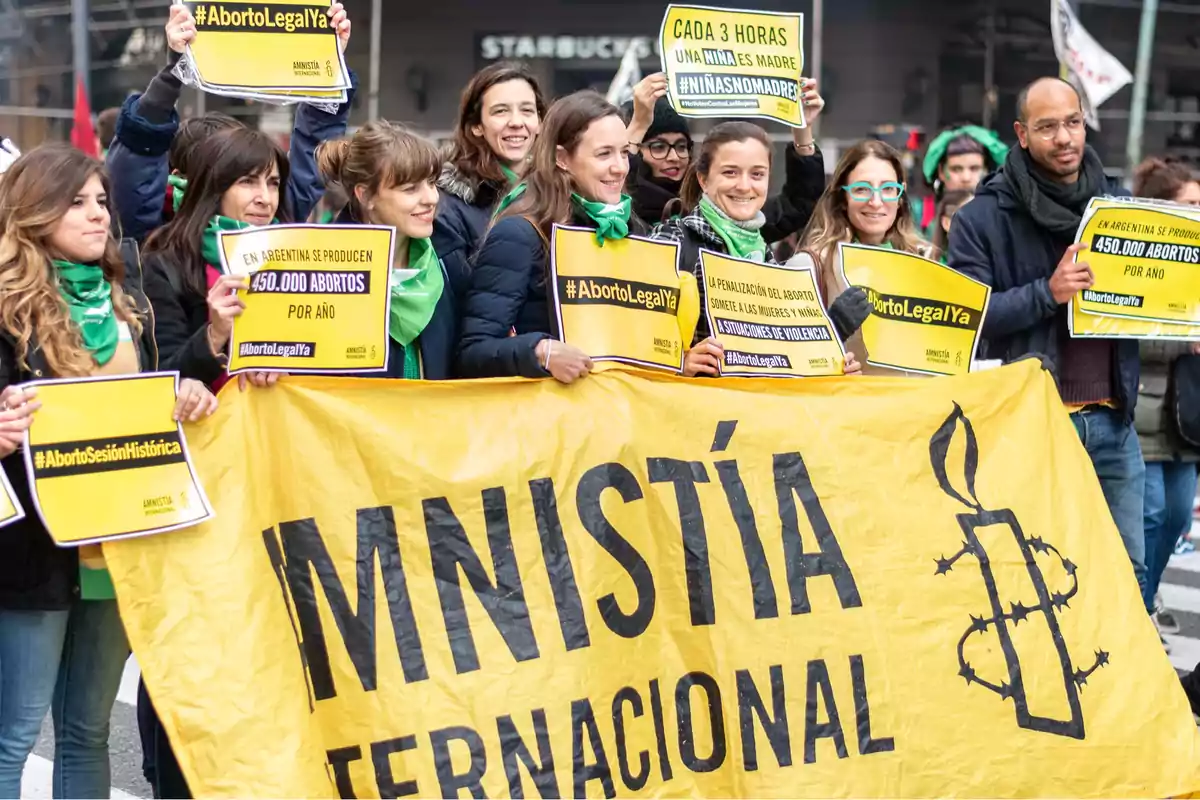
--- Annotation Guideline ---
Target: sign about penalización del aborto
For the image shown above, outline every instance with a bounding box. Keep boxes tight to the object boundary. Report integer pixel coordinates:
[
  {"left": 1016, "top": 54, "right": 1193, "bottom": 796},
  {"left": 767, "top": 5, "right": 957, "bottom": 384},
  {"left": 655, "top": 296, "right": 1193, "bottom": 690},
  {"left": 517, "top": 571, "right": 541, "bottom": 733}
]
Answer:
[{"left": 105, "top": 362, "right": 1200, "bottom": 798}]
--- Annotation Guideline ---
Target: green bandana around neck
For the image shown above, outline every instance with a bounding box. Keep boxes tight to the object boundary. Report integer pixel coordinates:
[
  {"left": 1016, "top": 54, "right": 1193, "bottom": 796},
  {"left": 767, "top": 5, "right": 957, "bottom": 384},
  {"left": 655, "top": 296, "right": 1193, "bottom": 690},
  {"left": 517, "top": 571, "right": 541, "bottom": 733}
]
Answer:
[
  {"left": 168, "top": 174, "right": 187, "bottom": 214},
  {"left": 500, "top": 164, "right": 520, "bottom": 185},
  {"left": 698, "top": 196, "right": 766, "bottom": 261},
  {"left": 389, "top": 237, "right": 445, "bottom": 350},
  {"left": 52, "top": 260, "right": 118, "bottom": 365},
  {"left": 492, "top": 182, "right": 527, "bottom": 220},
  {"left": 851, "top": 238, "right": 895, "bottom": 250},
  {"left": 201, "top": 215, "right": 253, "bottom": 270},
  {"left": 572, "top": 193, "right": 631, "bottom": 245}
]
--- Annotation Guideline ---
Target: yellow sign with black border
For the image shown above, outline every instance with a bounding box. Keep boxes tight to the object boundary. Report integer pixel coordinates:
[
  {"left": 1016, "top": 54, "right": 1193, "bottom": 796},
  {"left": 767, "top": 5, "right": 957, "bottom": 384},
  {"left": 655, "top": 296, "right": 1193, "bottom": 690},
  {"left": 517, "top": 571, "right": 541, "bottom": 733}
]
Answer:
[
  {"left": 187, "top": 0, "right": 352, "bottom": 93},
  {"left": 0, "top": 462, "right": 23, "bottom": 530},
  {"left": 699, "top": 249, "right": 844, "bottom": 376},
  {"left": 1071, "top": 197, "right": 1200, "bottom": 339},
  {"left": 21, "top": 373, "right": 212, "bottom": 547},
  {"left": 839, "top": 243, "right": 990, "bottom": 376},
  {"left": 1073, "top": 204, "right": 1200, "bottom": 326},
  {"left": 660, "top": 4, "right": 805, "bottom": 127},
  {"left": 550, "top": 224, "right": 685, "bottom": 372},
  {"left": 218, "top": 224, "right": 394, "bottom": 375}
]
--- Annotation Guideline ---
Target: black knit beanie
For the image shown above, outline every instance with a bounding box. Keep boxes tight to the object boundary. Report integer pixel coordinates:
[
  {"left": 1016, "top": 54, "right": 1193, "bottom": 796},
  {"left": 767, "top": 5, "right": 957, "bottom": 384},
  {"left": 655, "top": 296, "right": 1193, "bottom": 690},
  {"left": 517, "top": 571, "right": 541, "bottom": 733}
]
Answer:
[{"left": 622, "top": 97, "right": 693, "bottom": 142}]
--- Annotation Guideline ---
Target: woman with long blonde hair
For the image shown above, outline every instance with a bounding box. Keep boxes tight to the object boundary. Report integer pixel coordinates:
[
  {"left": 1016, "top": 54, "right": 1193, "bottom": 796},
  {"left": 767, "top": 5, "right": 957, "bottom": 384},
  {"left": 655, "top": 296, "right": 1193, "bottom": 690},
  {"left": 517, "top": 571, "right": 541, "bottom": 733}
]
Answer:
[
  {"left": 0, "top": 144, "right": 215, "bottom": 799},
  {"left": 795, "top": 139, "right": 931, "bottom": 375}
]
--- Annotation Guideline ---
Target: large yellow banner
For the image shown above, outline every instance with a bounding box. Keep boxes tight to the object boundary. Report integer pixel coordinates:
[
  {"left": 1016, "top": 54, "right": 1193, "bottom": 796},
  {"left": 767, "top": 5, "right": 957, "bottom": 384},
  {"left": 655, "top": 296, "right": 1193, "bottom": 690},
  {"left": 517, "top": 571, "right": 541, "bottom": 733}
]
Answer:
[
  {"left": 219, "top": 224, "right": 394, "bottom": 374},
  {"left": 187, "top": 0, "right": 352, "bottom": 92},
  {"left": 839, "top": 243, "right": 990, "bottom": 376},
  {"left": 24, "top": 373, "right": 212, "bottom": 546},
  {"left": 659, "top": 5, "right": 805, "bottom": 127},
  {"left": 104, "top": 363, "right": 1200, "bottom": 798},
  {"left": 551, "top": 225, "right": 684, "bottom": 372},
  {"left": 699, "top": 250, "right": 843, "bottom": 376}
]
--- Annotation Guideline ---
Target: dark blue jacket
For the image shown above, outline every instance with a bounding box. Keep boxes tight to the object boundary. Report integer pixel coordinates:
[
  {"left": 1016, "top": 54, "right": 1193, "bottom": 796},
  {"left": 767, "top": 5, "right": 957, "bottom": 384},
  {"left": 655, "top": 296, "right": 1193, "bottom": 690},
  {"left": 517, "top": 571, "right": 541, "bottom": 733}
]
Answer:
[
  {"left": 431, "top": 162, "right": 503, "bottom": 303},
  {"left": 336, "top": 208, "right": 466, "bottom": 380},
  {"left": 456, "top": 210, "right": 649, "bottom": 378},
  {"left": 948, "top": 167, "right": 1139, "bottom": 421},
  {"left": 108, "top": 58, "right": 356, "bottom": 242}
]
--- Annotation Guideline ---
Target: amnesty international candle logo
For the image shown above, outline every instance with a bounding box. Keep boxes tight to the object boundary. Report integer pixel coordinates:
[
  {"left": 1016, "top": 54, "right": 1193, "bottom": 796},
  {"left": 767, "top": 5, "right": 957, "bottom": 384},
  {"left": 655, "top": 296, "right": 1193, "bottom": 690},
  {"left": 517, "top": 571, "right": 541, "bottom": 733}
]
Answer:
[
  {"left": 22, "top": 373, "right": 213, "bottom": 547},
  {"left": 839, "top": 243, "right": 990, "bottom": 376},
  {"left": 550, "top": 225, "right": 685, "bottom": 372},
  {"left": 219, "top": 223, "right": 395, "bottom": 374},
  {"left": 699, "top": 250, "right": 844, "bottom": 377},
  {"left": 659, "top": 5, "right": 805, "bottom": 127},
  {"left": 187, "top": 0, "right": 352, "bottom": 93},
  {"left": 930, "top": 404, "right": 1107, "bottom": 739}
]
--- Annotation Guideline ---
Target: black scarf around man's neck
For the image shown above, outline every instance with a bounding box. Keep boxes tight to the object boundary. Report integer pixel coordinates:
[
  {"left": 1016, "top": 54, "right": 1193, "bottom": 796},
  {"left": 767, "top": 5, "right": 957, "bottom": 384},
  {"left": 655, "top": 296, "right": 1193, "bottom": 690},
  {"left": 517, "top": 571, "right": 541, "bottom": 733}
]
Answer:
[{"left": 1003, "top": 144, "right": 1106, "bottom": 237}]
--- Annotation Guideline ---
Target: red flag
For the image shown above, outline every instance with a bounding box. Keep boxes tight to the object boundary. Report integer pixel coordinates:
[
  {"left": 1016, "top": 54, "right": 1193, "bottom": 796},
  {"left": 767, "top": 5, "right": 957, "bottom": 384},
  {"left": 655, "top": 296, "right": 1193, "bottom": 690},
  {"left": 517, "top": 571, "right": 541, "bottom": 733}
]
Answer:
[{"left": 70, "top": 75, "right": 98, "bottom": 158}]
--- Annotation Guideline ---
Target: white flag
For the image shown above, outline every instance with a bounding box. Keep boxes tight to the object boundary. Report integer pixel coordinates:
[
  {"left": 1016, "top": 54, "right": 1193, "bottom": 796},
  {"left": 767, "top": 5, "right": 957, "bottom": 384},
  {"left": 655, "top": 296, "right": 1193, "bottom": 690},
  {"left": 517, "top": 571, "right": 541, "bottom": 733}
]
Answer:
[
  {"left": 1051, "top": 0, "right": 1133, "bottom": 130},
  {"left": 606, "top": 44, "right": 643, "bottom": 107}
]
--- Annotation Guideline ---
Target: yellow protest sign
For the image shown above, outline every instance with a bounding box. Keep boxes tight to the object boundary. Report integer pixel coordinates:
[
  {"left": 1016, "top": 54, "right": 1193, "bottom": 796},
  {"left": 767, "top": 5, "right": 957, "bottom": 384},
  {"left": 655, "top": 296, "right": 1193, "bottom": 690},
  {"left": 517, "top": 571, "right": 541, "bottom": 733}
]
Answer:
[
  {"left": 660, "top": 5, "right": 805, "bottom": 127},
  {"left": 187, "top": 0, "right": 351, "bottom": 93},
  {"left": 218, "top": 224, "right": 394, "bottom": 375},
  {"left": 840, "top": 243, "right": 990, "bottom": 376},
  {"left": 105, "top": 363, "right": 1200, "bottom": 798},
  {"left": 699, "top": 249, "right": 843, "bottom": 376},
  {"left": 1070, "top": 198, "right": 1200, "bottom": 338},
  {"left": 1069, "top": 300, "right": 1200, "bottom": 339},
  {"left": 22, "top": 373, "right": 212, "bottom": 547},
  {"left": 0, "top": 465, "right": 23, "bottom": 530},
  {"left": 551, "top": 224, "right": 684, "bottom": 372},
  {"left": 1073, "top": 204, "right": 1200, "bottom": 325}
]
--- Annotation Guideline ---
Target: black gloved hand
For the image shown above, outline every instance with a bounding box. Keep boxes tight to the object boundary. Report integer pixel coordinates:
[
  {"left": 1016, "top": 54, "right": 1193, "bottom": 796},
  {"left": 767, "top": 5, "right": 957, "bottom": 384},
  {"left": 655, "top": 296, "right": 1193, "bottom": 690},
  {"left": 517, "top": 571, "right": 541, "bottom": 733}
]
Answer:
[{"left": 828, "top": 286, "right": 872, "bottom": 341}]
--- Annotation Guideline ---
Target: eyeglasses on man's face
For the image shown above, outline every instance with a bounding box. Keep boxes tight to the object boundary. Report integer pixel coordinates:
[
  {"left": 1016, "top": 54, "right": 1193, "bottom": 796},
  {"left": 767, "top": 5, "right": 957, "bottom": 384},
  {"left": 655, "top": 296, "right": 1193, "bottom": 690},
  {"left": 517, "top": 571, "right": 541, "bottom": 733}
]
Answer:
[
  {"left": 1025, "top": 116, "right": 1085, "bottom": 141},
  {"left": 644, "top": 140, "right": 691, "bottom": 160},
  {"left": 842, "top": 182, "right": 905, "bottom": 203}
]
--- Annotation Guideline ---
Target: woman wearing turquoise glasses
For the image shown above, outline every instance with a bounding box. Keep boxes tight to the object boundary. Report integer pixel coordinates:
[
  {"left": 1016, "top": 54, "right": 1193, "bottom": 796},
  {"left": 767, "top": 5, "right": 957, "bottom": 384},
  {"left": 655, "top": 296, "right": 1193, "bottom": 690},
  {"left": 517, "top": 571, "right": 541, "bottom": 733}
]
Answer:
[{"left": 795, "top": 139, "right": 930, "bottom": 375}]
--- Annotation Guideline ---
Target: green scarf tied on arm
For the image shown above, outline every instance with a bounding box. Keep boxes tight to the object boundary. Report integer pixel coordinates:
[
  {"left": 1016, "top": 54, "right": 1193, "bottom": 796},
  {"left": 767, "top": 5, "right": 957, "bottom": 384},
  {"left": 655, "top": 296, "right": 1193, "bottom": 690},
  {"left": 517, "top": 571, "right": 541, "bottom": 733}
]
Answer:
[
  {"left": 572, "top": 194, "right": 631, "bottom": 245},
  {"left": 390, "top": 237, "right": 445, "bottom": 379},
  {"left": 168, "top": 174, "right": 187, "bottom": 214},
  {"left": 52, "top": 261, "right": 118, "bottom": 365},
  {"left": 698, "top": 196, "right": 766, "bottom": 261},
  {"left": 200, "top": 215, "right": 253, "bottom": 269}
]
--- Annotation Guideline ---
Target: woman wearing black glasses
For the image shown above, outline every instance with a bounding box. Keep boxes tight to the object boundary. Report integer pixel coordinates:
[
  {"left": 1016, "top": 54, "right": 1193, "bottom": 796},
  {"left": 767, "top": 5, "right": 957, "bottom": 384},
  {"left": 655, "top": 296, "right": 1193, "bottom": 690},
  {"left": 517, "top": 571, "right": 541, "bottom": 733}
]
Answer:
[
  {"left": 796, "top": 139, "right": 931, "bottom": 375},
  {"left": 625, "top": 72, "right": 827, "bottom": 234}
]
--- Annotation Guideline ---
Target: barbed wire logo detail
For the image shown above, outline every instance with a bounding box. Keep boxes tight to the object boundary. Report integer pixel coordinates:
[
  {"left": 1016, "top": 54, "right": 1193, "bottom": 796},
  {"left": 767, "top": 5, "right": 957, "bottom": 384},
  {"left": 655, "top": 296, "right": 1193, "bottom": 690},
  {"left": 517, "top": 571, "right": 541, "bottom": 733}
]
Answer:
[{"left": 929, "top": 403, "right": 1108, "bottom": 740}]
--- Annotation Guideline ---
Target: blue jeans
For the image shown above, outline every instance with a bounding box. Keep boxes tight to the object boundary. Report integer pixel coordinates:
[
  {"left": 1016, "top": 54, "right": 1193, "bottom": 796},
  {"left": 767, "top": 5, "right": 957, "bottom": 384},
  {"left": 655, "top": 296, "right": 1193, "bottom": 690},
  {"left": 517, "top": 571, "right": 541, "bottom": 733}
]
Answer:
[
  {"left": 0, "top": 601, "right": 128, "bottom": 800},
  {"left": 1071, "top": 408, "right": 1148, "bottom": 610},
  {"left": 1143, "top": 460, "right": 1199, "bottom": 608},
  {"left": 51, "top": 600, "right": 129, "bottom": 799},
  {"left": 0, "top": 609, "right": 68, "bottom": 798}
]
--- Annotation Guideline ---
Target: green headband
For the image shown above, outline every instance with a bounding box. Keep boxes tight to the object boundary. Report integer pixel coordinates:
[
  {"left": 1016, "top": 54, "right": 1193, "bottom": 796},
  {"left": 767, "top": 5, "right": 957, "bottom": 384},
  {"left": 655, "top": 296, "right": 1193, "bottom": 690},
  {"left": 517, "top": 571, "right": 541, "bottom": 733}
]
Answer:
[{"left": 922, "top": 125, "right": 1009, "bottom": 185}]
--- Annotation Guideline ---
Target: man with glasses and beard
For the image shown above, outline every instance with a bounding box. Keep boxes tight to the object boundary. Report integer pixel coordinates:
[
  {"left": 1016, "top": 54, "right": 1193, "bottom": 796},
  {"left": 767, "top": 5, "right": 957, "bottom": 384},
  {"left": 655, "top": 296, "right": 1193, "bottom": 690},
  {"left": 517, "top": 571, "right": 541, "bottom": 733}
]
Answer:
[{"left": 948, "top": 77, "right": 1148, "bottom": 611}]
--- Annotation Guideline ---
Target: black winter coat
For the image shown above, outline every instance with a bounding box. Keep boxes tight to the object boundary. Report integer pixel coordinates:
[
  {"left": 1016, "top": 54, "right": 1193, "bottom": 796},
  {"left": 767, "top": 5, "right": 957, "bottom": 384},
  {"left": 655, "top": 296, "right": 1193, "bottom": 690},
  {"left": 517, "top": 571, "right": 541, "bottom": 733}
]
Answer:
[
  {"left": 948, "top": 168, "right": 1139, "bottom": 421},
  {"left": 456, "top": 210, "right": 649, "bottom": 378},
  {"left": 0, "top": 271, "right": 158, "bottom": 610},
  {"left": 431, "top": 163, "right": 504, "bottom": 303},
  {"left": 141, "top": 253, "right": 225, "bottom": 387}
]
